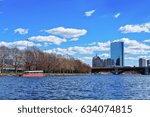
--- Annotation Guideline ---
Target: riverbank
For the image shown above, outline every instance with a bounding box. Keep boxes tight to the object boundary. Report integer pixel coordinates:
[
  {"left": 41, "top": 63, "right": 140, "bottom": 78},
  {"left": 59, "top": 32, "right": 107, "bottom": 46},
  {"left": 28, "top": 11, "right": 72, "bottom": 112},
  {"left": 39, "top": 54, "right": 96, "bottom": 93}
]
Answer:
[
  {"left": 0, "top": 73, "right": 20, "bottom": 76},
  {"left": 0, "top": 71, "right": 148, "bottom": 77},
  {"left": 0, "top": 73, "right": 91, "bottom": 77}
]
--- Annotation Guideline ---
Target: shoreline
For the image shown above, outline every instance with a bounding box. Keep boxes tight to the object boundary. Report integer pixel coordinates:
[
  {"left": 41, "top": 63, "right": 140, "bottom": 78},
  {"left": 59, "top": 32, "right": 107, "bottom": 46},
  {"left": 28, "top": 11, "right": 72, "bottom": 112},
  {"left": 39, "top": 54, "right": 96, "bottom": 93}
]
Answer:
[
  {"left": 0, "top": 72, "right": 147, "bottom": 77},
  {"left": 0, "top": 73, "right": 92, "bottom": 77}
]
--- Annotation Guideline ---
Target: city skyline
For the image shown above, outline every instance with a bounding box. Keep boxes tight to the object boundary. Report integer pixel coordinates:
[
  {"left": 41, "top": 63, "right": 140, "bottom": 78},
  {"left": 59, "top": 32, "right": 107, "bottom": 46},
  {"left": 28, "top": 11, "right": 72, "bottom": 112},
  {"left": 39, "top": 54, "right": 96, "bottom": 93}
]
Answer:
[
  {"left": 92, "top": 41, "right": 150, "bottom": 68},
  {"left": 0, "top": 0, "right": 150, "bottom": 66}
]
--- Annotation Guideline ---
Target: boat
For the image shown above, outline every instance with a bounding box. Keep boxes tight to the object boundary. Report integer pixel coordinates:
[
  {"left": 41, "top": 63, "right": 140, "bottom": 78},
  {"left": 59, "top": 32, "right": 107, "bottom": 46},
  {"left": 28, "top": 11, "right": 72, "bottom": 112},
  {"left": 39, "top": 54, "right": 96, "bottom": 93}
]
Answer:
[{"left": 21, "top": 70, "right": 44, "bottom": 77}]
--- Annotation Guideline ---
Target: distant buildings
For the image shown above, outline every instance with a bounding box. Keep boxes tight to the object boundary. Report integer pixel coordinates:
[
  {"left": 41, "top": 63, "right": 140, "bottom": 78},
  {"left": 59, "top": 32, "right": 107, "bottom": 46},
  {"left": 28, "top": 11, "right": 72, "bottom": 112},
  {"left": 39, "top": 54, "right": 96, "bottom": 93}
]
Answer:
[
  {"left": 139, "top": 58, "right": 147, "bottom": 67},
  {"left": 139, "top": 58, "right": 150, "bottom": 67},
  {"left": 92, "top": 54, "right": 103, "bottom": 68},
  {"left": 103, "top": 58, "right": 114, "bottom": 67},
  {"left": 92, "top": 41, "right": 124, "bottom": 68},
  {"left": 92, "top": 41, "right": 150, "bottom": 68},
  {"left": 92, "top": 55, "right": 114, "bottom": 68},
  {"left": 111, "top": 42, "right": 124, "bottom": 67}
]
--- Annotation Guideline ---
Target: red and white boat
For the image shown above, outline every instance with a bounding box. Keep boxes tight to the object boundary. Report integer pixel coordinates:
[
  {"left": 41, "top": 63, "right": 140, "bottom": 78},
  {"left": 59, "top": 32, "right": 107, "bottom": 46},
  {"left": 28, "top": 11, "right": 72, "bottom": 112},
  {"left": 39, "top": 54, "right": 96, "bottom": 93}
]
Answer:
[{"left": 21, "top": 70, "right": 44, "bottom": 77}]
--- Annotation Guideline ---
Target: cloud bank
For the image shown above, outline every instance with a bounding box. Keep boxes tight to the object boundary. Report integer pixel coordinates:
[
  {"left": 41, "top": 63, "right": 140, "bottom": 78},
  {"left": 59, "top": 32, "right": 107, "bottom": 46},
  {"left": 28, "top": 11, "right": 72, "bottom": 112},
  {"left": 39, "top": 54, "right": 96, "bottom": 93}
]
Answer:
[
  {"left": 43, "top": 27, "right": 87, "bottom": 39},
  {"left": 28, "top": 35, "right": 67, "bottom": 45},
  {"left": 119, "top": 22, "right": 150, "bottom": 33}
]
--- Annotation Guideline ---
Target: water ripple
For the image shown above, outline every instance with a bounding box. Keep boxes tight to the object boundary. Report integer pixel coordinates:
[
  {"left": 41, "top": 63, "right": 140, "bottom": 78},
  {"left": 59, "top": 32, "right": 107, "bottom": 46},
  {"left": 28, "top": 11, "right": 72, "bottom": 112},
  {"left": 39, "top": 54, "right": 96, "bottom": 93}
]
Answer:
[{"left": 0, "top": 75, "right": 150, "bottom": 100}]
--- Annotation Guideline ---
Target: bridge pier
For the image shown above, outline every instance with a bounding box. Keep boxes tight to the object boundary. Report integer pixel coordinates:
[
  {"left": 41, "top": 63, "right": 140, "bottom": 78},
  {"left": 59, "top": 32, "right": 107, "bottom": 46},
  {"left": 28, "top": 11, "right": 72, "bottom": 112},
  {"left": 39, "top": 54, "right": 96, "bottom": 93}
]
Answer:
[
  {"left": 144, "top": 67, "right": 149, "bottom": 75},
  {"left": 114, "top": 67, "right": 119, "bottom": 75}
]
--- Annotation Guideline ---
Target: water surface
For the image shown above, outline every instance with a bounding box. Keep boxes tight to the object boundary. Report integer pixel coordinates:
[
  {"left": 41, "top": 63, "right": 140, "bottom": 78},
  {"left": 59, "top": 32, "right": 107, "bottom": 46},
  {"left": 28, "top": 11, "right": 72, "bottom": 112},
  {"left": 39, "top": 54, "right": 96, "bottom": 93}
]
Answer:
[{"left": 0, "top": 75, "right": 150, "bottom": 100}]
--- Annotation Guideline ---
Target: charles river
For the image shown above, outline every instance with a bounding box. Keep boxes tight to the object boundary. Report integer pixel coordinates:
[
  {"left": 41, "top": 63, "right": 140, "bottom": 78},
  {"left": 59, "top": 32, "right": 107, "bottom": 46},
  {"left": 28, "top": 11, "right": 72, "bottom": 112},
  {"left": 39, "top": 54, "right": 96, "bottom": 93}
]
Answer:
[{"left": 0, "top": 74, "right": 150, "bottom": 100}]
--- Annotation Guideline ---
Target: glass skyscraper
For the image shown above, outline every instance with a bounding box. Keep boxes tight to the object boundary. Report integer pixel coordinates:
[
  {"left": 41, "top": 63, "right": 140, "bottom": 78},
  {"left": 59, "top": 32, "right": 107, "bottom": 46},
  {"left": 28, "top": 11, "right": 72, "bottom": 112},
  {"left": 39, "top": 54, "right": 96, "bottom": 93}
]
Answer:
[{"left": 111, "top": 42, "right": 124, "bottom": 67}]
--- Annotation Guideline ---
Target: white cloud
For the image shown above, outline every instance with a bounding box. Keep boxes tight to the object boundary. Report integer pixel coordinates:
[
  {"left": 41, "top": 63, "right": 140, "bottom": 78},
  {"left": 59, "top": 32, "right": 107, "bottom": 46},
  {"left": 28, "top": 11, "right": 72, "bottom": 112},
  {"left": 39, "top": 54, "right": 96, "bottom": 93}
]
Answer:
[
  {"left": 44, "top": 38, "right": 150, "bottom": 66},
  {"left": 82, "top": 57, "right": 93, "bottom": 61},
  {"left": 45, "top": 48, "right": 75, "bottom": 55},
  {"left": 125, "top": 57, "right": 138, "bottom": 61},
  {"left": 80, "top": 57, "right": 93, "bottom": 66},
  {"left": 85, "top": 10, "right": 96, "bottom": 17},
  {"left": 138, "top": 55, "right": 150, "bottom": 59},
  {"left": 99, "top": 53, "right": 110, "bottom": 58},
  {"left": 45, "top": 38, "right": 150, "bottom": 56},
  {"left": 0, "top": 40, "right": 41, "bottom": 49},
  {"left": 98, "top": 41, "right": 111, "bottom": 50},
  {"left": 68, "top": 46, "right": 99, "bottom": 54},
  {"left": 46, "top": 46, "right": 97, "bottom": 55},
  {"left": 144, "top": 39, "right": 150, "bottom": 43},
  {"left": 119, "top": 22, "right": 150, "bottom": 33},
  {"left": 70, "top": 38, "right": 79, "bottom": 42},
  {"left": 28, "top": 35, "right": 67, "bottom": 45},
  {"left": 125, "top": 48, "right": 150, "bottom": 55},
  {"left": 125, "top": 55, "right": 150, "bottom": 66},
  {"left": 45, "top": 41, "right": 110, "bottom": 55},
  {"left": 43, "top": 27, "right": 87, "bottom": 39},
  {"left": 114, "top": 12, "right": 121, "bottom": 18},
  {"left": 114, "top": 38, "right": 150, "bottom": 48},
  {"left": 114, "top": 38, "right": 150, "bottom": 55},
  {"left": 14, "top": 28, "right": 29, "bottom": 35}
]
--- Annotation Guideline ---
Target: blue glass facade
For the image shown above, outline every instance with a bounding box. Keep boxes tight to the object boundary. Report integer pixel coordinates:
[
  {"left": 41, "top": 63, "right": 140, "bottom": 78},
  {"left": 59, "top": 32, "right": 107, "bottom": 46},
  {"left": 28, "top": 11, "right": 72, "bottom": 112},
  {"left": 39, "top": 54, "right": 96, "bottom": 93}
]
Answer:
[{"left": 111, "top": 42, "right": 124, "bottom": 67}]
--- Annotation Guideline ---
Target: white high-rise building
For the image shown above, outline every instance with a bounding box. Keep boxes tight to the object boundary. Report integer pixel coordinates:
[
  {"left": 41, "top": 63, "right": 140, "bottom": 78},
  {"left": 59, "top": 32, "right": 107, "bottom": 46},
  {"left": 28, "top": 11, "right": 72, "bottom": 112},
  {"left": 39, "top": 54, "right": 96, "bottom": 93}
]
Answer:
[{"left": 139, "top": 58, "right": 147, "bottom": 67}]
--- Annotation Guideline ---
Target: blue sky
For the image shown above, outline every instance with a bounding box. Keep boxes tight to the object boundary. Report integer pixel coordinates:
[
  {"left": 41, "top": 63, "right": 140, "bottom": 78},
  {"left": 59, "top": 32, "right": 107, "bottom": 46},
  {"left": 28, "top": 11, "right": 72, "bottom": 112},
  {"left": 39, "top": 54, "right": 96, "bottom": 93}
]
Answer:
[{"left": 0, "top": 0, "right": 150, "bottom": 66}]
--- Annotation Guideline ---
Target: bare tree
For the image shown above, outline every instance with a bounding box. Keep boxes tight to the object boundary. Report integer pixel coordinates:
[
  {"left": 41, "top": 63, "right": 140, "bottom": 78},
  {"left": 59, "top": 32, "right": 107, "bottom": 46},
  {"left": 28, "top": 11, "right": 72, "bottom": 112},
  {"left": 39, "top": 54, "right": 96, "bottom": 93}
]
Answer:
[
  {"left": 10, "top": 47, "right": 23, "bottom": 73},
  {"left": 24, "top": 48, "right": 35, "bottom": 70},
  {"left": 0, "top": 46, "right": 91, "bottom": 73},
  {"left": 0, "top": 46, "right": 9, "bottom": 73}
]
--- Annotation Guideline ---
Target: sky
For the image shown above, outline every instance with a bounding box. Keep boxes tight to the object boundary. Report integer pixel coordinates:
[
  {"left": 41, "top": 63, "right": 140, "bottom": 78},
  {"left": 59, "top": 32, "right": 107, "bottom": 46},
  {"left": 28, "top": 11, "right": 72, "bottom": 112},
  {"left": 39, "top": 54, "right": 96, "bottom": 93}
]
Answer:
[{"left": 0, "top": 0, "right": 150, "bottom": 66}]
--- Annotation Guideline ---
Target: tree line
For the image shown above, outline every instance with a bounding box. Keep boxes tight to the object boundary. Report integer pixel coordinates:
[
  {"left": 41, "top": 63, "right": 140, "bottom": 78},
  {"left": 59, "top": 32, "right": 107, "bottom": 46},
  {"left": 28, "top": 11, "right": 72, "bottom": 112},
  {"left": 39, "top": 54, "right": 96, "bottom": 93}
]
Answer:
[{"left": 0, "top": 46, "right": 91, "bottom": 73}]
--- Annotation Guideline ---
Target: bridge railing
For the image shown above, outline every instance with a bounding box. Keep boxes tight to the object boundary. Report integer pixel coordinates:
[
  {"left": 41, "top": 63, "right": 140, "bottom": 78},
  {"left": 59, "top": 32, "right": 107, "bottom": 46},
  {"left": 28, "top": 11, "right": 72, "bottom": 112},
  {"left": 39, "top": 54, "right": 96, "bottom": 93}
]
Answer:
[{"left": 92, "top": 67, "right": 150, "bottom": 75}]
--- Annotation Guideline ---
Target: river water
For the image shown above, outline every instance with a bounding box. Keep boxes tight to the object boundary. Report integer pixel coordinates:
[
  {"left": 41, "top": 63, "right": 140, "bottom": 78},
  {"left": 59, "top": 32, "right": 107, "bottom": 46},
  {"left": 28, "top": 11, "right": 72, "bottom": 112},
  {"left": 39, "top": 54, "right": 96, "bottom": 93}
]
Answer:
[{"left": 0, "top": 75, "right": 150, "bottom": 100}]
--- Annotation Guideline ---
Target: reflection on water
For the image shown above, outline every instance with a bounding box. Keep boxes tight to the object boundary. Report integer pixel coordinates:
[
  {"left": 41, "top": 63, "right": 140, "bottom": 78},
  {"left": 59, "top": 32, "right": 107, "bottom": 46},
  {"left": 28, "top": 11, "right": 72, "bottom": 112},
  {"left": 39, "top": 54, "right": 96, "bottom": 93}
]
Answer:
[{"left": 0, "top": 75, "right": 150, "bottom": 100}]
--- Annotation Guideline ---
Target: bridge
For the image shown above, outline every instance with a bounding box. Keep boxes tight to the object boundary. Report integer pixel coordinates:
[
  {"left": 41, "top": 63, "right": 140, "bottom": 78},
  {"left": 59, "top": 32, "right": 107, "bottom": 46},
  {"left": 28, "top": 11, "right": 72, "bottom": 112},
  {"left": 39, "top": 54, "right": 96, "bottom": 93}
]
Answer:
[{"left": 92, "top": 67, "right": 150, "bottom": 75}]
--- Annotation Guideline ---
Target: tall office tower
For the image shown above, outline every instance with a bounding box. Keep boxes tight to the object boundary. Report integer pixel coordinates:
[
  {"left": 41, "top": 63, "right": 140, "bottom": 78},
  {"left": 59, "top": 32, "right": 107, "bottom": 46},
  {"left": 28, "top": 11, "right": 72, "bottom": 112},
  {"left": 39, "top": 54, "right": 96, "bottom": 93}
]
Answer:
[
  {"left": 111, "top": 42, "right": 124, "bottom": 67},
  {"left": 92, "top": 54, "right": 103, "bottom": 68},
  {"left": 139, "top": 58, "right": 147, "bottom": 67}
]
